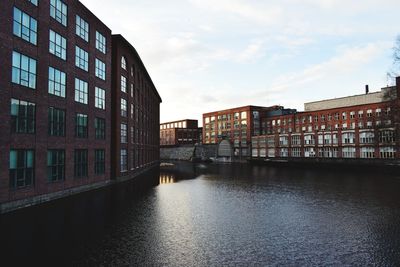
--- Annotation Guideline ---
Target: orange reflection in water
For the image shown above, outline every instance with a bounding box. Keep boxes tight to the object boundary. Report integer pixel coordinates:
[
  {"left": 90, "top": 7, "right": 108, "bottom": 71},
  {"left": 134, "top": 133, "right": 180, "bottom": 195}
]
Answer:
[{"left": 159, "top": 173, "right": 176, "bottom": 184}]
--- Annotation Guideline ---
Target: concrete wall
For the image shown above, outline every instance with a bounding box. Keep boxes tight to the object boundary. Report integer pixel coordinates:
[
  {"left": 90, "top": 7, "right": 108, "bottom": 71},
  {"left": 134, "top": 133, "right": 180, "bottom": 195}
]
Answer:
[{"left": 160, "top": 146, "right": 196, "bottom": 161}]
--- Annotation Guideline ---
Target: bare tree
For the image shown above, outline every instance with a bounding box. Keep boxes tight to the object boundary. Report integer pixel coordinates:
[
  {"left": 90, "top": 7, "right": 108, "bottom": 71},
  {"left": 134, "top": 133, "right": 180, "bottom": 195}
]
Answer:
[{"left": 387, "top": 35, "right": 400, "bottom": 84}]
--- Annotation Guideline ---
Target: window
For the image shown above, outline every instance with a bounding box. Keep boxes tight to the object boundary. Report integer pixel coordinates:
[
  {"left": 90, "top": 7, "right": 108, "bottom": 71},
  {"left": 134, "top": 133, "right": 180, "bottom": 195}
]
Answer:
[
  {"left": 47, "top": 150, "right": 65, "bottom": 182},
  {"left": 121, "top": 123, "right": 127, "bottom": 143},
  {"left": 359, "top": 132, "right": 374, "bottom": 144},
  {"left": 12, "top": 51, "right": 37, "bottom": 89},
  {"left": 342, "top": 132, "right": 355, "bottom": 144},
  {"left": 379, "top": 130, "right": 395, "bottom": 143},
  {"left": 75, "top": 46, "right": 89, "bottom": 71},
  {"left": 121, "top": 98, "right": 127, "bottom": 117},
  {"left": 121, "top": 75, "right": 127, "bottom": 92},
  {"left": 279, "top": 136, "right": 288, "bottom": 146},
  {"left": 29, "top": 0, "right": 38, "bottom": 6},
  {"left": 358, "top": 111, "right": 363, "bottom": 118},
  {"left": 48, "top": 67, "right": 66, "bottom": 97},
  {"left": 75, "top": 15, "right": 89, "bottom": 41},
  {"left": 380, "top": 147, "right": 396, "bottom": 159},
  {"left": 280, "top": 148, "right": 288, "bottom": 157},
  {"left": 121, "top": 56, "right": 127, "bottom": 70},
  {"left": 367, "top": 109, "right": 372, "bottom": 117},
  {"left": 291, "top": 147, "right": 301, "bottom": 157},
  {"left": 130, "top": 84, "right": 134, "bottom": 98},
  {"left": 75, "top": 113, "right": 88, "bottom": 138},
  {"left": 49, "top": 30, "right": 66, "bottom": 60},
  {"left": 9, "top": 149, "right": 34, "bottom": 189},
  {"left": 130, "top": 104, "right": 134, "bottom": 119},
  {"left": 48, "top": 107, "right": 65, "bottom": 136},
  {"left": 121, "top": 149, "right": 128, "bottom": 172},
  {"left": 11, "top": 98, "right": 35, "bottom": 134},
  {"left": 95, "top": 117, "right": 105, "bottom": 139},
  {"left": 324, "top": 134, "right": 332, "bottom": 144},
  {"left": 95, "top": 87, "right": 105, "bottom": 109},
  {"left": 95, "top": 149, "right": 105, "bottom": 175},
  {"left": 13, "top": 7, "right": 37, "bottom": 45},
  {"left": 74, "top": 150, "right": 88, "bottom": 178},
  {"left": 291, "top": 135, "right": 301, "bottom": 145},
  {"left": 74, "top": 78, "right": 88, "bottom": 104},
  {"left": 95, "top": 31, "right": 106, "bottom": 54},
  {"left": 131, "top": 65, "right": 134, "bottom": 76},
  {"left": 95, "top": 59, "right": 106, "bottom": 80},
  {"left": 304, "top": 134, "right": 315, "bottom": 145},
  {"left": 50, "top": 0, "right": 67, "bottom": 26},
  {"left": 360, "top": 147, "right": 375, "bottom": 159},
  {"left": 342, "top": 147, "right": 356, "bottom": 158},
  {"left": 342, "top": 112, "right": 347, "bottom": 120}
]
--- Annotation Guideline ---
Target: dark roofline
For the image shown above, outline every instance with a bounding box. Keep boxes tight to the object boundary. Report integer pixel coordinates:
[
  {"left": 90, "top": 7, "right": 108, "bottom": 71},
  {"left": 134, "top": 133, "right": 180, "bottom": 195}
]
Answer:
[
  {"left": 112, "top": 34, "right": 162, "bottom": 103},
  {"left": 160, "top": 119, "right": 198, "bottom": 125},
  {"left": 203, "top": 105, "right": 282, "bottom": 116},
  {"left": 77, "top": 1, "right": 111, "bottom": 32}
]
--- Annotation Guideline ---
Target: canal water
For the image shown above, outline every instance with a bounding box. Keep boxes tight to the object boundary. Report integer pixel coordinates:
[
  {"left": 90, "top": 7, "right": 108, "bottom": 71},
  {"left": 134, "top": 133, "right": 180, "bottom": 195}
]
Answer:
[{"left": 1, "top": 162, "right": 400, "bottom": 266}]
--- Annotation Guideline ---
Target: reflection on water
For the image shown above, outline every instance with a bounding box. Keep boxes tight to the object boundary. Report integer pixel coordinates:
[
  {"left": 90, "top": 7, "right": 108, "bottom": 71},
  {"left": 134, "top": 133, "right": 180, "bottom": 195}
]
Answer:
[
  {"left": 1, "top": 162, "right": 400, "bottom": 266},
  {"left": 159, "top": 173, "right": 176, "bottom": 184}
]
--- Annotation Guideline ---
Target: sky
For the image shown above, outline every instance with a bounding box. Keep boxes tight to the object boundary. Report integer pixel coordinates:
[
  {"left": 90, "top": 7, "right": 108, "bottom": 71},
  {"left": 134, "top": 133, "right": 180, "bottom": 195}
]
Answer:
[{"left": 81, "top": 0, "right": 400, "bottom": 126}]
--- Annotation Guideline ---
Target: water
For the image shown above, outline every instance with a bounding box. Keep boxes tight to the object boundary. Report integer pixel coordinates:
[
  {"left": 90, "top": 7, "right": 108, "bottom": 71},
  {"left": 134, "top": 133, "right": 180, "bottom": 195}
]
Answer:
[{"left": 1, "top": 163, "right": 400, "bottom": 266}]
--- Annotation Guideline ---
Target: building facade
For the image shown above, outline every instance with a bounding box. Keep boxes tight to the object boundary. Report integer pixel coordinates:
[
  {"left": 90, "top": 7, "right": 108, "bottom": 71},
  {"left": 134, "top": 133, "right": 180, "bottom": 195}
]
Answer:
[
  {"left": 203, "top": 106, "right": 280, "bottom": 157},
  {"left": 0, "top": 0, "right": 112, "bottom": 205},
  {"left": 160, "top": 119, "right": 200, "bottom": 146},
  {"left": 111, "top": 34, "right": 161, "bottom": 180},
  {"left": 252, "top": 80, "right": 400, "bottom": 161},
  {"left": 0, "top": 1, "right": 161, "bottom": 212}
]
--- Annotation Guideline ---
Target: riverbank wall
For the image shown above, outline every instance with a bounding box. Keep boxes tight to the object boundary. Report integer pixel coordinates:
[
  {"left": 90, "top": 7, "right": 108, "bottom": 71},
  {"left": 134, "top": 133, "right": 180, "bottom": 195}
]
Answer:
[{"left": 0, "top": 164, "right": 159, "bottom": 214}]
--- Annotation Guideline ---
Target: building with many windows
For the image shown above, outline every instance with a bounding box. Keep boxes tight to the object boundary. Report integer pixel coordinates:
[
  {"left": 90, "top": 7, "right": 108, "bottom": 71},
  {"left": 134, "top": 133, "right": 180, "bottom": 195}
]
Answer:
[
  {"left": 160, "top": 119, "right": 201, "bottom": 146},
  {"left": 111, "top": 34, "right": 162, "bottom": 180},
  {"left": 0, "top": 0, "right": 161, "bottom": 213},
  {"left": 203, "top": 106, "right": 281, "bottom": 157},
  {"left": 252, "top": 80, "right": 400, "bottom": 161}
]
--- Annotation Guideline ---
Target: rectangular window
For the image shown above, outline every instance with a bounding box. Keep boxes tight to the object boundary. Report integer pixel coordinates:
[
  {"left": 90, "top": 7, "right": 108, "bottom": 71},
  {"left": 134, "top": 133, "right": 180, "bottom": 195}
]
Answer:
[
  {"left": 74, "top": 150, "right": 88, "bottom": 178},
  {"left": 47, "top": 150, "right": 65, "bottom": 182},
  {"left": 121, "top": 98, "right": 127, "bottom": 117},
  {"left": 48, "top": 66, "right": 66, "bottom": 97},
  {"left": 95, "top": 149, "right": 105, "bottom": 175},
  {"left": 95, "top": 31, "right": 106, "bottom": 54},
  {"left": 50, "top": 0, "right": 67, "bottom": 26},
  {"left": 49, "top": 30, "right": 66, "bottom": 60},
  {"left": 74, "top": 78, "right": 88, "bottom": 104},
  {"left": 13, "top": 7, "right": 37, "bottom": 45},
  {"left": 95, "top": 117, "right": 105, "bottom": 139},
  {"left": 380, "top": 147, "right": 396, "bottom": 159},
  {"left": 379, "top": 130, "right": 395, "bottom": 143},
  {"left": 95, "top": 87, "right": 105, "bottom": 109},
  {"left": 121, "top": 123, "right": 127, "bottom": 143},
  {"left": 342, "top": 132, "right": 355, "bottom": 144},
  {"left": 75, "top": 113, "right": 88, "bottom": 138},
  {"left": 121, "top": 75, "right": 127, "bottom": 92},
  {"left": 11, "top": 98, "right": 35, "bottom": 134},
  {"left": 121, "top": 149, "right": 128, "bottom": 172},
  {"left": 75, "top": 15, "right": 89, "bottom": 41},
  {"left": 12, "top": 51, "right": 37, "bottom": 89},
  {"left": 342, "top": 147, "right": 356, "bottom": 158},
  {"left": 360, "top": 147, "right": 375, "bottom": 159},
  {"left": 359, "top": 132, "right": 374, "bottom": 144},
  {"left": 9, "top": 149, "right": 34, "bottom": 189},
  {"left": 48, "top": 107, "right": 65, "bottom": 136},
  {"left": 95, "top": 59, "right": 106, "bottom": 80},
  {"left": 75, "top": 46, "right": 89, "bottom": 71}
]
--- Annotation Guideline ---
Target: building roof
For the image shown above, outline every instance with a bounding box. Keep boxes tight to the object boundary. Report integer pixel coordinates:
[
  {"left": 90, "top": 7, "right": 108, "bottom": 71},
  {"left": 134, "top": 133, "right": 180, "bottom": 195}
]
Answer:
[{"left": 112, "top": 34, "right": 162, "bottom": 103}]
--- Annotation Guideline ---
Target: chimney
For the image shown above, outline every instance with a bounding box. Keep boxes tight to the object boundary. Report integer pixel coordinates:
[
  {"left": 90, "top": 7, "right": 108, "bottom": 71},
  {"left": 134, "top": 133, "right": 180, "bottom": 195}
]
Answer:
[
  {"left": 397, "top": 77, "right": 400, "bottom": 98},
  {"left": 365, "top": 84, "right": 369, "bottom": 94}
]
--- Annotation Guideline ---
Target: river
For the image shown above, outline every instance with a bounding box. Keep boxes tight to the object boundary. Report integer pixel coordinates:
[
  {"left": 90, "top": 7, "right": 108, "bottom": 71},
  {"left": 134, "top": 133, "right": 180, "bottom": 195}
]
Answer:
[{"left": 1, "top": 162, "right": 400, "bottom": 266}]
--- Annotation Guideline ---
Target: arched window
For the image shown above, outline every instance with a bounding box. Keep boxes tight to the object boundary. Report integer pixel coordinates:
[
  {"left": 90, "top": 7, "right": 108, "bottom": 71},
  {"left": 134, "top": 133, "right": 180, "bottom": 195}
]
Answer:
[{"left": 121, "top": 56, "right": 127, "bottom": 70}]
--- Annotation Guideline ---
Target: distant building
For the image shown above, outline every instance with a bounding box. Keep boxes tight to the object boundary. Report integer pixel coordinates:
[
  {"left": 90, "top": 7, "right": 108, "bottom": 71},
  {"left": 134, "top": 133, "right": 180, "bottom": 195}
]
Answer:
[
  {"left": 252, "top": 80, "right": 400, "bottom": 160},
  {"left": 202, "top": 106, "right": 282, "bottom": 157},
  {"left": 111, "top": 34, "right": 162, "bottom": 180},
  {"left": 160, "top": 119, "right": 201, "bottom": 146}
]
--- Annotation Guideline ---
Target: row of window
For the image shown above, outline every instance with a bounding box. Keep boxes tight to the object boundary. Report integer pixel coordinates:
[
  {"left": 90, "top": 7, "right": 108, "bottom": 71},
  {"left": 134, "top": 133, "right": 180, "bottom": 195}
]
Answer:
[
  {"left": 270, "top": 108, "right": 391, "bottom": 127},
  {"left": 204, "top": 112, "right": 248, "bottom": 124},
  {"left": 15, "top": 2, "right": 107, "bottom": 54},
  {"left": 253, "top": 147, "right": 396, "bottom": 159},
  {"left": 253, "top": 131, "right": 396, "bottom": 147},
  {"left": 9, "top": 149, "right": 105, "bottom": 189},
  {"left": 11, "top": 99, "right": 106, "bottom": 139}
]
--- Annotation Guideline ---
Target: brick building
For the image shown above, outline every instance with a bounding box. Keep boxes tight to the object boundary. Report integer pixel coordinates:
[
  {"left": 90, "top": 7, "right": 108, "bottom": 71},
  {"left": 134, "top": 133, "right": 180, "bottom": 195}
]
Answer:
[
  {"left": 111, "top": 34, "right": 161, "bottom": 180},
  {"left": 203, "top": 106, "right": 281, "bottom": 157},
  {"left": 0, "top": 0, "right": 161, "bottom": 212},
  {"left": 160, "top": 119, "right": 201, "bottom": 146},
  {"left": 252, "top": 79, "right": 400, "bottom": 160}
]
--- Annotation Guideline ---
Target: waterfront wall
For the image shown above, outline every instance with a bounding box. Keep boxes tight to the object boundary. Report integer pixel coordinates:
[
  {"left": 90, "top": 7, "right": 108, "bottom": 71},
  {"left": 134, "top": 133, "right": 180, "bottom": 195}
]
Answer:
[
  {"left": 160, "top": 144, "right": 218, "bottom": 161},
  {"left": 0, "top": 164, "right": 159, "bottom": 214}
]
